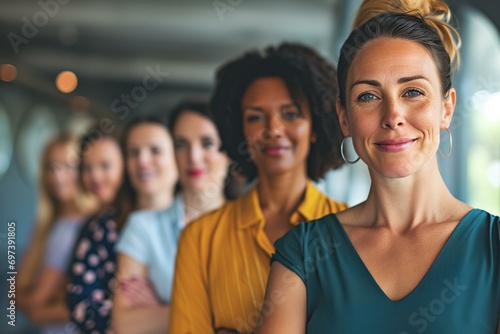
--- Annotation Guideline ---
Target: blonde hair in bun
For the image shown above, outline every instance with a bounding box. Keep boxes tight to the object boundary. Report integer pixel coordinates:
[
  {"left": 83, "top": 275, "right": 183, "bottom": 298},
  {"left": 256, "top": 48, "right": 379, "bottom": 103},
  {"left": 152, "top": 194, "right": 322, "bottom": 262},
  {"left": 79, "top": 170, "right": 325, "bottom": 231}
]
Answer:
[{"left": 353, "top": 0, "right": 461, "bottom": 71}]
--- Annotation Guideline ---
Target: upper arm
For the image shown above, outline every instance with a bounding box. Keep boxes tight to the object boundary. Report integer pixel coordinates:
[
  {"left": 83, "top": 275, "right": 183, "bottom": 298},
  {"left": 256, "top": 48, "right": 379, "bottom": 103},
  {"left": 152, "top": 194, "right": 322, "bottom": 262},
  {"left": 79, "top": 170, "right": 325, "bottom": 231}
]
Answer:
[
  {"left": 254, "top": 262, "right": 306, "bottom": 334},
  {"left": 170, "top": 226, "right": 213, "bottom": 333},
  {"left": 113, "top": 253, "right": 148, "bottom": 310}
]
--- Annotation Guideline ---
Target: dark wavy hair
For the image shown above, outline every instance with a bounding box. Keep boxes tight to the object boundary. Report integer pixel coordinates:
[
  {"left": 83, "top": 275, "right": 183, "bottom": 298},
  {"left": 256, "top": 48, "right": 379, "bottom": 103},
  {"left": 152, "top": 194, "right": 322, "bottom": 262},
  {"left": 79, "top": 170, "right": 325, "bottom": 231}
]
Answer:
[
  {"left": 211, "top": 42, "right": 344, "bottom": 182},
  {"left": 168, "top": 99, "right": 215, "bottom": 133}
]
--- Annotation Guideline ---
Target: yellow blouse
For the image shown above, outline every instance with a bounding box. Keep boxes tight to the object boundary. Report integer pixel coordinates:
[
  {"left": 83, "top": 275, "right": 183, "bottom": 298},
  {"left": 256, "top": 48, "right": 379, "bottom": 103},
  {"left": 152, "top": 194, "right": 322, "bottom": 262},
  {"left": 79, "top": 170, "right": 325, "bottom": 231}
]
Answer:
[{"left": 170, "top": 180, "right": 347, "bottom": 333}]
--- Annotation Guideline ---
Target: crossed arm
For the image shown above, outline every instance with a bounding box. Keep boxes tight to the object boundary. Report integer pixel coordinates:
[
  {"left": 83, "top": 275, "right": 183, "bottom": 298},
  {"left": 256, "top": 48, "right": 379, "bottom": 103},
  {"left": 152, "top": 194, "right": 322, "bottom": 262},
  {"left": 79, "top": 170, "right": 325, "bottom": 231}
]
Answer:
[
  {"left": 112, "top": 253, "right": 170, "bottom": 334},
  {"left": 254, "top": 262, "right": 306, "bottom": 334},
  {"left": 17, "top": 266, "right": 70, "bottom": 325}
]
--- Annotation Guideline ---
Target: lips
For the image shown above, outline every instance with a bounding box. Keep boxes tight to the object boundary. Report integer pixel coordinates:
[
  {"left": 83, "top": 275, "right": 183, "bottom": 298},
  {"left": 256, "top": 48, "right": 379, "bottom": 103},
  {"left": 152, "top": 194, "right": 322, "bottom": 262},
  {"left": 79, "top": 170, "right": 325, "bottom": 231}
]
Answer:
[
  {"left": 262, "top": 145, "right": 289, "bottom": 156},
  {"left": 375, "top": 138, "right": 416, "bottom": 152},
  {"left": 136, "top": 171, "right": 156, "bottom": 181},
  {"left": 188, "top": 169, "right": 204, "bottom": 177},
  {"left": 90, "top": 183, "right": 108, "bottom": 194}
]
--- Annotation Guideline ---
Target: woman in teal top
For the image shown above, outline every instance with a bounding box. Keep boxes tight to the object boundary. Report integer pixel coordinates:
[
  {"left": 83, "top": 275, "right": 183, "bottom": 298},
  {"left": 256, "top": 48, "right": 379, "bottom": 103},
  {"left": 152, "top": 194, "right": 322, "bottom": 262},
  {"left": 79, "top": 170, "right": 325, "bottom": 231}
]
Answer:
[
  {"left": 271, "top": 209, "right": 499, "bottom": 332},
  {"left": 255, "top": 0, "right": 500, "bottom": 333}
]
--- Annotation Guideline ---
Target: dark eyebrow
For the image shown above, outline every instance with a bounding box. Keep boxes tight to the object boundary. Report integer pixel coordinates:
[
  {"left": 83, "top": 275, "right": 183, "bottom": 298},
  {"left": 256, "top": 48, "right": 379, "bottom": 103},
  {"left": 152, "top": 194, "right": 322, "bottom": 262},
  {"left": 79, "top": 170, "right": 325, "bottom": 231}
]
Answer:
[
  {"left": 242, "top": 103, "right": 298, "bottom": 112},
  {"left": 242, "top": 106, "right": 264, "bottom": 112},
  {"left": 397, "top": 75, "right": 430, "bottom": 84},
  {"left": 350, "top": 80, "right": 380, "bottom": 91},
  {"left": 350, "top": 76, "right": 431, "bottom": 91}
]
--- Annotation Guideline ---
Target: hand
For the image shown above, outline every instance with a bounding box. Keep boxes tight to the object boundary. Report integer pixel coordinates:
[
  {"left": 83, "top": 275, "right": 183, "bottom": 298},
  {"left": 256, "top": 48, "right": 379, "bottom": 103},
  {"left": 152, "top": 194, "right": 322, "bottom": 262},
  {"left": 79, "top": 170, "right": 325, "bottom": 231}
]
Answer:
[{"left": 119, "top": 277, "right": 161, "bottom": 307}]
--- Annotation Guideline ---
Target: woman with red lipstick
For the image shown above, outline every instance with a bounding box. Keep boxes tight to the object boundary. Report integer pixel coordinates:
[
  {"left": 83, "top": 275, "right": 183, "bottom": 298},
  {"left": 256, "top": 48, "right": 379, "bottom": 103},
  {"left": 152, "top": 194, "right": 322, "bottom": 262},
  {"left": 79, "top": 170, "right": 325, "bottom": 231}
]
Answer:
[
  {"left": 113, "top": 102, "right": 230, "bottom": 334},
  {"left": 170, "top": 43, "right": 348, "bottom": 334},
  {"left": 169, "top": 100, "right": 230, "bottom": 223},
  {"left": 256, "top": 1, "right": 500, "bottom": 333}
]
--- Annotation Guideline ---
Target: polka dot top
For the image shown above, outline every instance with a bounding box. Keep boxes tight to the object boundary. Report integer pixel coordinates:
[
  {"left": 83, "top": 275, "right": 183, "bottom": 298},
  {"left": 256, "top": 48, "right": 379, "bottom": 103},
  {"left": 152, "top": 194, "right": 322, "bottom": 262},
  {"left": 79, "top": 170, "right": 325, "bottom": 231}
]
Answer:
[{"left": 67, "top": 210, "right": 118, "bottom": 334}]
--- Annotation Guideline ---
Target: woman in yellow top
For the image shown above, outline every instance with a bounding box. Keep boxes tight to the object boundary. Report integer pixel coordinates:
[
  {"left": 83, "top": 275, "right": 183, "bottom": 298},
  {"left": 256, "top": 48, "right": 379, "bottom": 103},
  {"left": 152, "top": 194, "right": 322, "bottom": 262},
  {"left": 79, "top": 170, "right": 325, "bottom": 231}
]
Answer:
[{"left": 170, "top": 43, "right": 348, "bottom": 333}]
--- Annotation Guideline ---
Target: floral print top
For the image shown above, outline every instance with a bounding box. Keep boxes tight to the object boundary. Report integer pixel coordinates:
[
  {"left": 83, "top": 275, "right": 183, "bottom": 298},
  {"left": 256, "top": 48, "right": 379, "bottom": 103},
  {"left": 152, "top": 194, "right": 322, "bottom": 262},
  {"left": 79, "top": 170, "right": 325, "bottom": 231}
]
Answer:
[{"left": 67, "top": 210, "right": 118, "bottom": 334}]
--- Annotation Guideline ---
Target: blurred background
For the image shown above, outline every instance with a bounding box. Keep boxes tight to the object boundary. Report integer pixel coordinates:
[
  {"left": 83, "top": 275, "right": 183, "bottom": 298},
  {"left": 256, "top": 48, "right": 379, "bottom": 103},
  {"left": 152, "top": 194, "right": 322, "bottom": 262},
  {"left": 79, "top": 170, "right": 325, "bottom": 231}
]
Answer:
[{"left": 0, "top": 0, "right": 499, "bottom": 332}]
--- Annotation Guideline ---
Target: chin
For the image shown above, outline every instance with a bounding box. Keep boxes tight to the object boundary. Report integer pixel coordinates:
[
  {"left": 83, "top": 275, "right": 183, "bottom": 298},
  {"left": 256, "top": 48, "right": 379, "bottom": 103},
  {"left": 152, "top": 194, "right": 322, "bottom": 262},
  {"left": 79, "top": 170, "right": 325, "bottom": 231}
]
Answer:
[
  {"left": 263, "top": 167, "right": 294, "bottom": 178},
  {"left": 374, "top": 163, "right": 420, "bottom": 179}
]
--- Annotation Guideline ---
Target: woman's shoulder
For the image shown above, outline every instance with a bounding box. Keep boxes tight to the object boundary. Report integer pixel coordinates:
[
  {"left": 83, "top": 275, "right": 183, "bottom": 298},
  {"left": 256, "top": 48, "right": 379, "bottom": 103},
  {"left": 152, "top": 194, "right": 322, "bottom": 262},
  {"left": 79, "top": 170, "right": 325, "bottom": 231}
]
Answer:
[
  {"left": 80, "top": 211, "right": 118, "bottom": 243},
  {"left": 285, "top": 213, "right": 340, "bottom": 243},
  {"left": 465, "top": 208, "right": 500, "bottom": 237},
  {"left": 125, "top": 209, "right": 161, "bottom": 227},
  {"left": 181, "top": 198, "right": 238, "bottom": 237}
]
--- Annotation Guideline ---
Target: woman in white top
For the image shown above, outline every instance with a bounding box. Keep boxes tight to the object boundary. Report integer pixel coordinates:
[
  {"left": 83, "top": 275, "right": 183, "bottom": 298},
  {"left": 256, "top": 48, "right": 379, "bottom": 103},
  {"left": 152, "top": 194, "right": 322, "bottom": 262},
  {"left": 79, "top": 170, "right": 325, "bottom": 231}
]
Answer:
[{"left": 113, "top": 101, "right": 231, "bottom": 333}]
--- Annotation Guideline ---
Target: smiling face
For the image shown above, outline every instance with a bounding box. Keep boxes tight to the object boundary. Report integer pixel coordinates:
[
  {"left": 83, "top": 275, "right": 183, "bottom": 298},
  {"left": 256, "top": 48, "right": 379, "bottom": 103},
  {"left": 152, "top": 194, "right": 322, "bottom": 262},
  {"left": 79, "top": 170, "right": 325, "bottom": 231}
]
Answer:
[
  {"left": 337, "top": 38, "right": 456, "bottom": 179},
  {"left": 173, "top": 110, "right": 229, "bottom": 193},
  {"left": 81, "top": 137, "right": 124, "bottom": 205},
  {"left": 241, "top": 77, "right": 314, "bottom": 178},
  {"left": 46, "top": 143, "right": 79, "bottom": 203},
  {"left": 126, "top": 123, "right": 178, "bottom": 197}
]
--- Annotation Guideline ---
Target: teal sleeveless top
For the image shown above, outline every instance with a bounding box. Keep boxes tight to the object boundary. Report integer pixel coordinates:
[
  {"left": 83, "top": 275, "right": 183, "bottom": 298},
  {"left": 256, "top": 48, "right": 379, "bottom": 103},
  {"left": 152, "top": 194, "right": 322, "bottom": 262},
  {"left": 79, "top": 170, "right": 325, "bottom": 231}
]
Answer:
[{"left": 272, "top": 209, "right": 500, "bottom": 333}]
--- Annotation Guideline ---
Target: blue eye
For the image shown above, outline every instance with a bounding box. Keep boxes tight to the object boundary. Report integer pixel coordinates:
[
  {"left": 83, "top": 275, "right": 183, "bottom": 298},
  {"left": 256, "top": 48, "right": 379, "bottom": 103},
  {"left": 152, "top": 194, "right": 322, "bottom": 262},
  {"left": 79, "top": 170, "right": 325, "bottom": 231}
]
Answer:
[
  {"left": 404, "top": 89, "right": 424, "bottom": 97},
  {"left": 358, "top": 93, "right": 377, "bottom": 102}
]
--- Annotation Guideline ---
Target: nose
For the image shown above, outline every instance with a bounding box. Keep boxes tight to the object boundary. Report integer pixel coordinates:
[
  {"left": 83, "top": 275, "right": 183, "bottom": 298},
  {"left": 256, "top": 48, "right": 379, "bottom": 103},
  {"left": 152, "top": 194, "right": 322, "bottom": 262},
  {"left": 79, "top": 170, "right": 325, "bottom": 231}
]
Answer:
[
  {"left": 264, "top": 111, "right": 284, "bottom": 139},
  {"left": 381, "top": 98, "right": 405, "bottom": 129},
  {"left": 137, "top": 150, "right": 151, "bottom": 167},
  {"left": 88, "top": 168, "right": 104, "bottom": 187},
  {"left": 188, "top": 144, "right": 203, "bottom": 164}
]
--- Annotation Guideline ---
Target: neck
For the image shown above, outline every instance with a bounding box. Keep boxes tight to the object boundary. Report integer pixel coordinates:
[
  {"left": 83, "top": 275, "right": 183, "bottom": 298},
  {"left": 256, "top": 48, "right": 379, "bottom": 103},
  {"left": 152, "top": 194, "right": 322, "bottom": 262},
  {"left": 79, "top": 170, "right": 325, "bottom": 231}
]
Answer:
[
  {"left": 56, "top": 200, "right": 80, "bottom": 218},
  {"left": 257, "top": 170, "right": 308, "bottom": 215},
  {"left": 136, "top": 190, "right": 174, "bottom": 211},
  {"left": 361, "top": 158, "right": 462, "bottom": 233},
  {"left": 183, "top": 186, "right": 225, "bottom": 223}
]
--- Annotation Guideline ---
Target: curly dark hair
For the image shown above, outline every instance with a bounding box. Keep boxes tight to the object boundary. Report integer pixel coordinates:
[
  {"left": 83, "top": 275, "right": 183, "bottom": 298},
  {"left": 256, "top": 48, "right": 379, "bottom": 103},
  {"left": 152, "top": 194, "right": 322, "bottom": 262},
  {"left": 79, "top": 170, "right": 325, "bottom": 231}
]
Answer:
[{"left": 210, "top": 42, "right": 344, "bottom": 182}]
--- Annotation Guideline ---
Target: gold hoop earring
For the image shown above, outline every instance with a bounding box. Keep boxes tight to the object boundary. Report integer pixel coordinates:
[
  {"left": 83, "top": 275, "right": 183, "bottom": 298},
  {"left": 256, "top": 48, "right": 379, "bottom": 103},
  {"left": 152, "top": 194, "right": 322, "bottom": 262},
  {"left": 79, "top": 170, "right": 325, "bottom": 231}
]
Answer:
[
  {"left": 341, "top": 137, "right": 360, "bottom": 164},
  {"left": 438, "top": 127, "right": 452, "bottom": 159}
]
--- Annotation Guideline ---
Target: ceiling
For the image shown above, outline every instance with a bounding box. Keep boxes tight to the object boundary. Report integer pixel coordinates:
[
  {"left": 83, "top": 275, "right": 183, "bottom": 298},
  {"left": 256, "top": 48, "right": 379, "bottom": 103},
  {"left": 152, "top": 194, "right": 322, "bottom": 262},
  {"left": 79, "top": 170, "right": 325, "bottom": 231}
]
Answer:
[
  {"left": 0, "top": 0, "right": 342, "bottom": 87},
  {"left": 0, "top": 0, "right": 497, "bottom": 107}
]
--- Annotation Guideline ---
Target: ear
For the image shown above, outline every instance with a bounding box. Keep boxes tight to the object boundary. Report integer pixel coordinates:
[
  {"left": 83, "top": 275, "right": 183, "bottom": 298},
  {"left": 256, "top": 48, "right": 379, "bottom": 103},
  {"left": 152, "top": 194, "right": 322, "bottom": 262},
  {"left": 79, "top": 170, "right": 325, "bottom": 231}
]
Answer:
[
  {"left": 336, "top": 98, "right": 350, "bottom": 136},
  {"left": 440, "top": 88, "right": 456, "bottom": 129},
  {"left": 310, "top": 131, "right": 317, "bottom": 143}
]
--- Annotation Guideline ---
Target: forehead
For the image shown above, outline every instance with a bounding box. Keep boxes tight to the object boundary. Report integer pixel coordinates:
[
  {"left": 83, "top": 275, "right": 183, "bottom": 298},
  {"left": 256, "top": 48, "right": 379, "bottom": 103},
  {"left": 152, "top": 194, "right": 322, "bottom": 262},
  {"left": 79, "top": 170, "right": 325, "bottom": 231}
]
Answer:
[
  {"left": 128, "top": 123, "right": 169, "bottom": 142},
  {"left": 84, "top": 138, "right": 120, "bottom": 162},
  {"left": 173, "top": 111, "right": 217, "bottom": 136},
  {"left": 241, "top": 77, "right": 293, "bottom": 106},
  {"left": 348, "top": 37, "right": 440, "bottom": 84}
]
